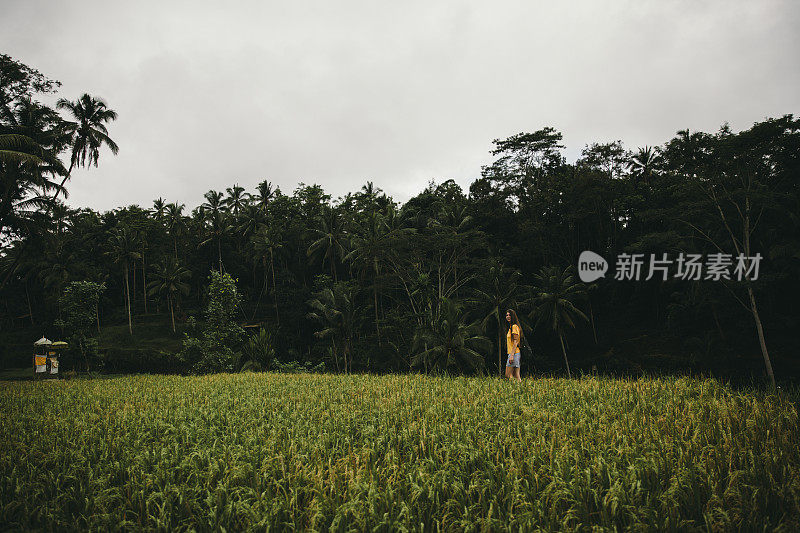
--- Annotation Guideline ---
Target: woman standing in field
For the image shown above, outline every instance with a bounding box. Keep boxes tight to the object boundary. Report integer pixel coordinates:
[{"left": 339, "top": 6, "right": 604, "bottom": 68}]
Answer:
[{"left": 505, "top": 309, "right": 522, "bottom": 382}]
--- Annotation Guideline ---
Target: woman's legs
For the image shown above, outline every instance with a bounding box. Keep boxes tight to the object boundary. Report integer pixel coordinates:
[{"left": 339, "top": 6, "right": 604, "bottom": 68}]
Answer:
[{"left": 505, "top": 353, "right": 521, "bottom": 381}]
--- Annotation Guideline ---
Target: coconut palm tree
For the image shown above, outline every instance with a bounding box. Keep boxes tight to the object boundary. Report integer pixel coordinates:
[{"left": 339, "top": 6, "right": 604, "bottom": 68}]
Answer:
[
  {"left": 107, "top": 226, "right": 140, "bottom": 335},
  {"left": 0, "top": 133, "right": 46, "bottom": 165},
  {"left": 38, "top": 239, "right": 71, "bottom": 297},
  {"left": 411, "top": 297, "right": 490, "bottom": 374},
  {"left": 628, "top": 146, "right": 659, "bottom": 187},
  {"left": 254, "top": 180, "right": 276, "bottom": 210},
  {"left": 147, "top": 258, "right": 191, "bottom": 332},
  {"left": 165, "top": 202, "right": 185, "bottom": 260},
  {"left": 307, "top": 205, "right": 348, "bottom": 281},
  {"left": 54, "top": 94, "right": 118, "bottom": 197},
  {"left": 237, "top": 203, "right": 266, "bottom": 243},
  {"left": 200, "top": 190, "right": 231, "bottom": 272},
  {"left": 152, "top": 197, "right": 167, "bottom": 221},
  {"left": 224, "top": 184, "right": 247, "bottom": 216},
  {"left": 345, "top": 210, "right": 413, "bottom": 344},
  {"left": 345, "top": 212, "right": 386, "bottom": 342},
  {"left": 240, "top": 327, "right": 276, "bottom": 371},
  {"left": 251, "top": 225, "right": 283, "bottom": 324},
  {"left": 470, "top": 260, "right": 522, "bottom": 376},
  {"left": 0, "top": 99, "right": 68, "bottom": 239},
  {"left": 307, "top": 280, "right": 361, "bottom": 373},
  {"left": 528, "top": 265, "right": 588, "bottom": 378},
  {"left": 430, "top": 202, "right": 477, "bottom": 298}
]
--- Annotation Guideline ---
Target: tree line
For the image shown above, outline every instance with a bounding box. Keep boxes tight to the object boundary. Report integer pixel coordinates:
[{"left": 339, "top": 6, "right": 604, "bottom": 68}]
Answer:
[{"left": 2, "top": 53, "right": 799, "bottom": 386}]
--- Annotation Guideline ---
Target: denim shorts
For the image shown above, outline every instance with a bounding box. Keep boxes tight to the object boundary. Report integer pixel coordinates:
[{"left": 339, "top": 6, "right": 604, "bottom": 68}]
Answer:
[{"left": 506, "top": 353, "right": 521, "bottom": 368}]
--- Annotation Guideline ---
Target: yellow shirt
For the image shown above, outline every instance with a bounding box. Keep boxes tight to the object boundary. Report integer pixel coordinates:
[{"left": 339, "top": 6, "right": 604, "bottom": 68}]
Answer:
[{"left": 506, "top": 324, "right": 521, "bottom": 354}]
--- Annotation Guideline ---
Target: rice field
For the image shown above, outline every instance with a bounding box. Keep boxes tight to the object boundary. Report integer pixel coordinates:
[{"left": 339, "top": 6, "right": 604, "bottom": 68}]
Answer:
[{"left": 1, "top": 373, "right": 799, "bottom": 531}]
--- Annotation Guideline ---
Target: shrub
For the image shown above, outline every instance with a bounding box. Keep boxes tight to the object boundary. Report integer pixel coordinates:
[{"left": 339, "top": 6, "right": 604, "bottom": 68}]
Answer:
[
  {"left": 239, "top": 328, "right": 276, "bottom": 371},
  {"left": 178, "top": 271, "right": 245, "bottom": 373},
  {"left": 54, "top": 281, "right": 105, "bottom": 372}
]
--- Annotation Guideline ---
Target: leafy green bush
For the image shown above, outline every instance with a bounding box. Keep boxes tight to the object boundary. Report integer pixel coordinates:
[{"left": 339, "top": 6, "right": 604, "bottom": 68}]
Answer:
[
  {"left": 54, "top": 281, "right": 105, "bottom": 372},
  {"left": 239, "top": 328, "right": 275, "bottom": 371},
  {"left": 178, "top": 271, "right": 244, "bottom": 373}
]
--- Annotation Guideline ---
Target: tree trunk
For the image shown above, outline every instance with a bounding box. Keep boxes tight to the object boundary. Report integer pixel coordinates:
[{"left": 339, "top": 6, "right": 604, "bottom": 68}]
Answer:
[
  {"left": 25, "top": 280, "right": 34, "bottom": 326},
  {"left": 559, "top": 332, "right": 571, "bottom": 379},
  {"left": 742, "top": 200, "right": 774, "bottom": 390},
  {"left": 251, "top": 256, "right": 266, "bottom": 321},
  {"left": 332, "top": 341, "right": 339, "bottom": 373},
  {"left": 748, "top": 285, "right": 775, "bottom": 390},
  {"left": 131, "top": 259, "right": 136, "bottom": 308},
  {"left": 497, "top": 314, "right": 503, "bottom": 377},
  {"left": 124, "top": 263, "right": 132, "bottom": 335},
  {"left": 270, "top": 249, "right": 279, "bottom": 325},
  {"left": 589, "top": 299, "right": 597, "bottom": 345},
  {"left": 142, "top": 249, "right": 147, "bottom": 314},
  {"left": 373, "top": 259, "right": 381, "bottom": 346},
  {"left": 169, "top": 294, "right": 176, "bottom": 333},
  {"left": 218, "top": 238, "right": 223, "bottom": 273}
]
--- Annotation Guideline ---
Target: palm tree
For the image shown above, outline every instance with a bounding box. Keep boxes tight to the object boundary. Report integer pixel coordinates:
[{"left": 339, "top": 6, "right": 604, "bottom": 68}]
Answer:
[
  {"left": 307, "top": 280, "right": 361, "bottom": 373},
  {"left": 201, "top": 189, "right": 224, "bottom": 214},
  {"left": 358, "top": 181, "right": 382, "bottom": 216},
  {"left": 0, "top": 133, "right": 50, "bottom": 166},
  {"left": 628, "top": 146, "right": 658, "bottom": 187},
  {"left": 152, "top": 197, "right": 167, "bottom": 221},
  {"left": 38, "top": 238, "right": 71, "bottom": 297},
  {"left": 224, "top": 184, "right": 247, "bottom": 216},
  {"left": 200, "top": 190, "right": 230, "bottom": 272},
  {"left": 54, "top": 94, "right": 118, "bottom": 199},
  {"left": 431, "top": 203, "right": 476, "bottom": 297},
  {"left": 307, "top": 205, "right": 348, "bottom": 281},
  {"left": 165, "top": 202, "right": 185, "bottom": 259},
  {"left": 528, "top": 265, "right": 588, "bottom": 378},
  {"left": 135, "top": 227, "right": 150, "bottom": 314},
  {"left": 147, "top": 258, "right": 191, "bottom": 332},
  {"left": 0, "top": 100, "right": 68, "bottom": 240},
  {"left": 345, "top": 212, "right": 386, "bottom": 343},
  {"left": 411, "top": 297, "right": 490, "bottom": 374},
  {"left": 345, "top": 210, "right": 413, "bottom": 344},
  {"left": 470, "top": 261, "right": 522, "bottom": 376},
  {"left": 254, "top": 180, "right": 275, "bottom": 210},
  {"left": 107, "top": 226, "right": 140, "bottom": 334},
  {"left": 237, "top": 203, "right": 266, "bottom": 243},
  {"left": 0, "top": 154, "right": 61, "bottom": 242},
  {"left": 240, "top": 328, "right": 276, "bottom": 371},
  {"left": 251, "top": 225, "right": 283, "bottom": 324}
]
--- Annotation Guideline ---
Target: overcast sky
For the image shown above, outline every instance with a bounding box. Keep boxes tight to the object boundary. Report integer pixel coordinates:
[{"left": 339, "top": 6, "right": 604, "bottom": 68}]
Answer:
[{"left": 3, "top": 0, "right": 799, "bottom": 211}]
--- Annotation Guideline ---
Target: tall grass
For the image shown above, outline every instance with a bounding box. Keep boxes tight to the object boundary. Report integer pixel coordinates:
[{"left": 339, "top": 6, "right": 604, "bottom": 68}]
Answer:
[{"left": 1, "top": 374, "right": 798, "bottom": 531}]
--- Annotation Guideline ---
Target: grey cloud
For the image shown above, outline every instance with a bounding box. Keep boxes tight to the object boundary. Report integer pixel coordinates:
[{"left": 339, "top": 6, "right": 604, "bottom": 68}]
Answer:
[{"left": 1, "top": 0, "right": 798, "bottom": 211}]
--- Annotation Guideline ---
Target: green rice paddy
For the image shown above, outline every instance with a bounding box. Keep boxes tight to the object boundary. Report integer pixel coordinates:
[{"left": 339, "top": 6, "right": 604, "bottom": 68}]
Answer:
[{"left": 1, "top": 373, "right": 798, "bottom": 531}]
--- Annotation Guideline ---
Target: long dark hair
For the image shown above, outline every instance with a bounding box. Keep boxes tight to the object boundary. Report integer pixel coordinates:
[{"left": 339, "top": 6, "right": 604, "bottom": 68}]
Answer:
[{"left": 506, "top": 309, "right": 522, "bottom": 340}]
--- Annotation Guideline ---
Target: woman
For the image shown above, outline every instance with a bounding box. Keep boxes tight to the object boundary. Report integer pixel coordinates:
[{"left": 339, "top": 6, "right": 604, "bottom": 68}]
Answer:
[{"left": 505, "top": 309, "right": 522, "bottom": 382}]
